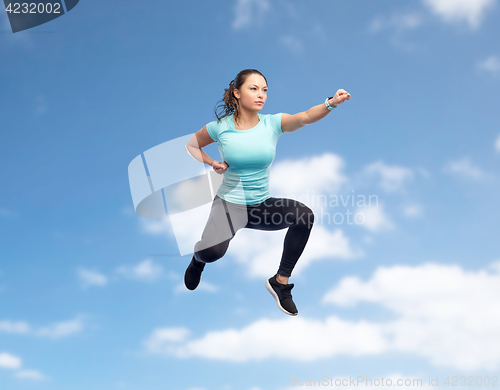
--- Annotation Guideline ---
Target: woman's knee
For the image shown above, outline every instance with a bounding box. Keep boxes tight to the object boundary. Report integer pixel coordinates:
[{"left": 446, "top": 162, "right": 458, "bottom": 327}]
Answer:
[
  {"left": 298, "top": 204, "right": 315, "bottom": 229},
  {"left": 307, "top": 207, "right": 315, "bottom": 225},
  {"left": 194, "top": 240, "right": 229, "bottom": 263}
]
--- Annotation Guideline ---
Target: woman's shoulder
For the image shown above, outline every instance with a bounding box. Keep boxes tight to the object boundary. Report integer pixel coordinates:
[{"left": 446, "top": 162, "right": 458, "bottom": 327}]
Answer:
[
  {"left": 262, "top": 113, "right": 283, "bottom": 135},
  {"left": 261, "top": 112, "right": 282, "bottom": 123},
  {"left": 261, "top": 112, "right": 282, "bottom": 120},
  {"left": 206, "top": 115, "right": 232, "bottom": 140}
]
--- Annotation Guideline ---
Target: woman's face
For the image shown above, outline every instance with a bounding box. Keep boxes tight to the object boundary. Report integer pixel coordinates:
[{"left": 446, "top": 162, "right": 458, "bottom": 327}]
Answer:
[{"left": 234, "top": 74, "right": 267, "bottom": 111}]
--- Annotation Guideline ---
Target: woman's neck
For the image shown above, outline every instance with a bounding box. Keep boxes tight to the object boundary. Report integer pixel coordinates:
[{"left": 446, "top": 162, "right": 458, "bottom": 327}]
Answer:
[{"left": 234, "top": 110, "right": 259, "bottom": 129}]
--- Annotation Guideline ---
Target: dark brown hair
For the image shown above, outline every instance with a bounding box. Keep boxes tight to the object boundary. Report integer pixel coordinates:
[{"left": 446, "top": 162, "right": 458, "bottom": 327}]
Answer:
[{"left": 214, "top": 69, "right": 268, "bottom": 125}]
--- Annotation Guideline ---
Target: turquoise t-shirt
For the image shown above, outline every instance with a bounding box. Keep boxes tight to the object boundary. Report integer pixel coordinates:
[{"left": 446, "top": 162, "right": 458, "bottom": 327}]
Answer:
[{"left": 206, "top": 112, "right": 283, "bottom": 205}]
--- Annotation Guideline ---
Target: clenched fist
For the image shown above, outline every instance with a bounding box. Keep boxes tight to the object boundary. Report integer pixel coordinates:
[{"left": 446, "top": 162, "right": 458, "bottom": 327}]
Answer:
[
  {"left": 212, "top": 160, "right": 228, "bottom": 174},
  {"left": 330, "top": 89, "right": 351, "bottom": 106}
]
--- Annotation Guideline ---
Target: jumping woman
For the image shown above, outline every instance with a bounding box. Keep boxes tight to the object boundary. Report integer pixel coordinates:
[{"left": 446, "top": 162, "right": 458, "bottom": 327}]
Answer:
[{"left": 184, "top": 69, "right": 350, "bottom": 316}]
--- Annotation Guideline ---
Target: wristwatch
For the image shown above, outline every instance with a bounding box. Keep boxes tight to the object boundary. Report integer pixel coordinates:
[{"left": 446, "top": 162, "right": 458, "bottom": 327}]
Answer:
[{"left": 325, "top": 96, "right": 337, "bottom": 111}]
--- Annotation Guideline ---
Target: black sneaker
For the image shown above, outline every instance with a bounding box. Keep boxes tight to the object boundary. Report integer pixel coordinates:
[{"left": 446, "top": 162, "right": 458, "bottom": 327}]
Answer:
[
  {"left": 184, "top": 256, "right": 205, "bottom": 291},
  {"left": 265, "top": 274, "right": 298, "bottom": 316}
]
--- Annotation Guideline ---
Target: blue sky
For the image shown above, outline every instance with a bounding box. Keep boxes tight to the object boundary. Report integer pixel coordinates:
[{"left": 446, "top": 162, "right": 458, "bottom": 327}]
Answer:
[{"left": 1, "top": 0, "right": 500, "bottom": 389}]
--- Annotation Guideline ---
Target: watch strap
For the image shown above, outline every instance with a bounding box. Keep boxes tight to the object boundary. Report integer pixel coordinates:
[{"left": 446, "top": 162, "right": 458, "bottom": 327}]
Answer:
[{"left": 325, "top": 96, "right": 336, "bottom": 111}]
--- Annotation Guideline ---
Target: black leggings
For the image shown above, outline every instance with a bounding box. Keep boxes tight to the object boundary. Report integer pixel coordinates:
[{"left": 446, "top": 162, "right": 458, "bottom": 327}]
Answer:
[{"left": 193, "top": 195, "right": 315, "bottom": 277}]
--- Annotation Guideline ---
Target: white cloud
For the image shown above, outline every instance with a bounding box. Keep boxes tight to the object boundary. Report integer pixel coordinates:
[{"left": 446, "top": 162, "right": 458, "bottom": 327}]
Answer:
[
  {"left": 0, "top": 321, "right": 30, "bottom": 334},
  {"left": 478, "top": 55, "right": 500, "bottom": 75},
  {"left": 323, "top": 261, "right": 500, "bottom": 370},
  {"left": 271, "top": 153, "right": 348, "bottom": 201},
  {"left": 369, "top": 12, "right": 424, "bottom": 33},
  {"left": 0, "top": 352, "right": 22, "bottom": 369},
  {"left": 0, "top": 352, "right": 47, "bottom": 382},
  {"left": 442, "top": 157, "right": 485, "bottom": 180},
  {"left": 78, "top": 260, "right": 171, "bottom": 287},
  {"left": 495, "top": 134, "right": 500, "bottom": 151},
  {"left": 115, "top": 259, "right": 163, "bottom": 282},
  {"left": 367, "top": 11, "right": 425, "bottom": 52},
  {"left": 489, "top": 259, "right": 500, "bottom": 273},
  {"left": 139, "top": 217, "right": 171, "bottom": 236},
  {"left": 0, "top": 317, "right": 83, "bottom": 339},
  {"left": 363, "top": 161, "right": 414, "bottom": 192},
  {"left": 279, "top": 35, "right": 304, "bottom": 54},
  {"left": 368, "top": 0, "right": 497, "bottom": 34},
  {"left": 402, "top": 203, "right": 424, "bottom": 217},
  {"left": 35, "top": 317, "right": 83, "bottom": 339},
  {"left": 144, "top": 316, "right": 387, "bottom": 361},
  {"left": 14, "top": 369, "right": 47, "bottom": 381},
  {"left": 145, "top": 261, "right": 500, "bottom": 370},
  {"left": 145, "top": 327, "right": 191, "bottom": 352},
  {"left": 77, "top": 268, "right": 108, "bottom": 287},
  {"left": 421, "top": 0, "right": 496, "bottom": 29},
  {"left": 232, "top": 0, "right": 270, "bottom": 30},
  {"left": 355, "top": 204, "right": 394, "bottom": 232},
  {"left": 230, "top": 224, "right": 362, "bottom": 279}
]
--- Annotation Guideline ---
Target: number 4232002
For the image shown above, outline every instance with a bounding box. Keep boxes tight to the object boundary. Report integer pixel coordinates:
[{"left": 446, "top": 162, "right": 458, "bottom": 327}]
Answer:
[
  {"left": 5, "top": 2, "right": 62, "bottom": 14},
  {"left": 443, "top": 376, "right": 498, "bottom": 387}
]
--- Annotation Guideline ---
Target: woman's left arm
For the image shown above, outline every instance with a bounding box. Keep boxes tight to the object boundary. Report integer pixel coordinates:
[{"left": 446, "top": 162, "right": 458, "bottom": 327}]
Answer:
[{"left": 281, "top": 89, "right": 351, "bottom": 133}]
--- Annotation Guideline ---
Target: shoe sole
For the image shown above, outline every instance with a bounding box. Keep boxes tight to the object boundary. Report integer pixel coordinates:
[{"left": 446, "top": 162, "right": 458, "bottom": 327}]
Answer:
[{"left": 265, "top": 280, "right": 297, "bottom": 316}]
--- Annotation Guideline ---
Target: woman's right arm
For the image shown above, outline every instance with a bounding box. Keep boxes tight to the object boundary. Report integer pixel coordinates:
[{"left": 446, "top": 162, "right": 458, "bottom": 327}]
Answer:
[
  {"left": 185, "top": 126, "right": 228, "bottom": 174},
  {"left": 185, "top": 125, "right": 216, "bottom": 166}
]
